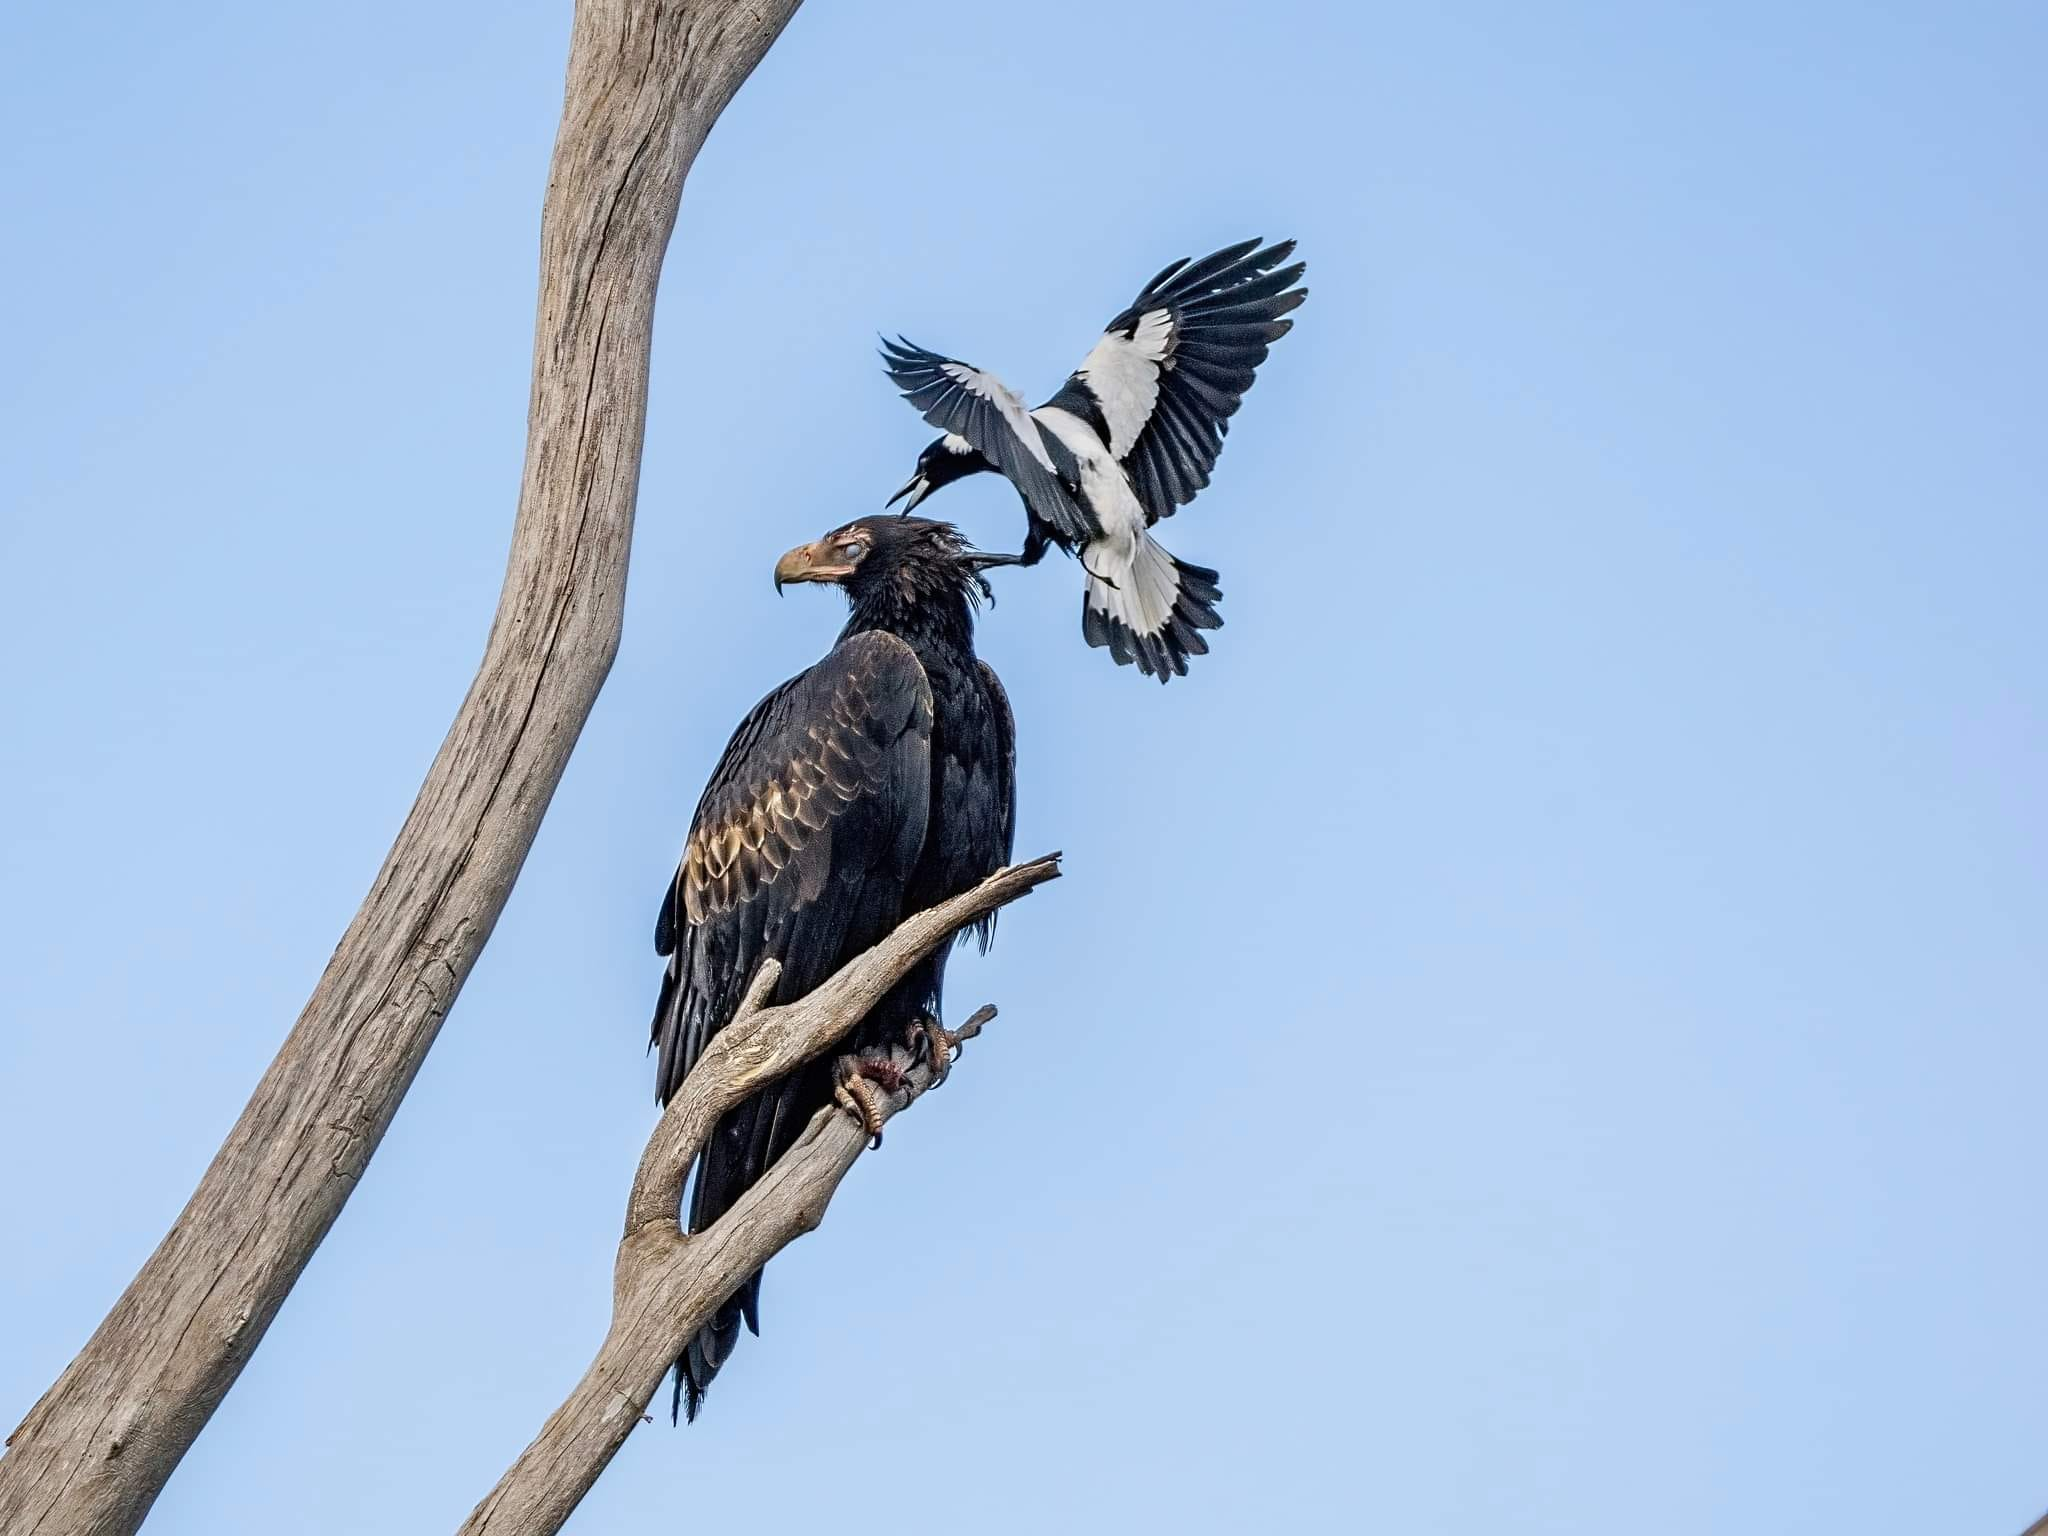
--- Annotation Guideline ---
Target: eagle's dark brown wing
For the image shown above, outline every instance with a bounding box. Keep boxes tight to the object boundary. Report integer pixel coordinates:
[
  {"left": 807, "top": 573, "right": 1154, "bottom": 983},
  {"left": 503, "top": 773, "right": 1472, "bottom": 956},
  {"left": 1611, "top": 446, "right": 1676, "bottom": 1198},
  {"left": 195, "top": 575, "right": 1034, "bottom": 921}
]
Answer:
[
  {"left": 652, "top": 630, "right": 933, "bottom": 1099},
  {"left": 648, "top": 628, "right": 932, "bottom": 1418}
]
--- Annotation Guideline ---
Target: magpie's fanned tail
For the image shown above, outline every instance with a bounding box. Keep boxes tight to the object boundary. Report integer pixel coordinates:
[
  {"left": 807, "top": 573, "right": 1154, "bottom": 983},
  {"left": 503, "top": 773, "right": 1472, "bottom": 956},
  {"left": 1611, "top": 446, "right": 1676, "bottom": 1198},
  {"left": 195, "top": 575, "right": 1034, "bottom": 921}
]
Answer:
[{"left": 1080, "top": 527, "right": 1222, "bottom": 682}]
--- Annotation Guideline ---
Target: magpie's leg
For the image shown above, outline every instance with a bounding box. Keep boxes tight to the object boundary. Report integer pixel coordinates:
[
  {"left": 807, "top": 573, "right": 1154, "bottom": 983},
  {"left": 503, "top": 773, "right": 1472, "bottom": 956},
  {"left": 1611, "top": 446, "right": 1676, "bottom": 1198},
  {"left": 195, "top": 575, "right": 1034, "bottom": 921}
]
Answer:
[
  {"left": 832, "top": 1053, "right": 905, "bottom": 1149},
  {"left": 1078, "top": 549, "right": 1121, "bottom": 589}
]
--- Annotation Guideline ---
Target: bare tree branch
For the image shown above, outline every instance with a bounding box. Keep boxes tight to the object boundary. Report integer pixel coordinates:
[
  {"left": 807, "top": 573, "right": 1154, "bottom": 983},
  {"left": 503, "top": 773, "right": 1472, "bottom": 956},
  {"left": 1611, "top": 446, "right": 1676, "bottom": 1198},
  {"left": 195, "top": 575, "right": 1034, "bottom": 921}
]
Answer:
[
  {"left": 0, "top": 5, "right": 803, "bottom": 1532},
  {"left": 459, "top": 854, "right": 1063, "bottom": 1536}
]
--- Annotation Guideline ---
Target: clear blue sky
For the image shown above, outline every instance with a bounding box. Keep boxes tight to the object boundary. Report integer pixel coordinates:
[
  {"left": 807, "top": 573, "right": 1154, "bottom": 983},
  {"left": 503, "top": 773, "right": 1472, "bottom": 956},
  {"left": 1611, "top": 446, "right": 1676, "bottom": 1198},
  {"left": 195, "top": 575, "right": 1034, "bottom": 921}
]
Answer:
[{"left": 3, "top": 3, "right": 2044, "bottom": 1532}]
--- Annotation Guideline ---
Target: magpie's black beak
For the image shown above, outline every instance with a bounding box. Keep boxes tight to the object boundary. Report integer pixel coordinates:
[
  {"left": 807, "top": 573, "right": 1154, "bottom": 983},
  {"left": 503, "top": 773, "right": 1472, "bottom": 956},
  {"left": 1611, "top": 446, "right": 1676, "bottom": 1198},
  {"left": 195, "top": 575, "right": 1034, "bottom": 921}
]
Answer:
[
  {"left": 966, "top": 550, "right": 1024, "bottom": 572},
  {"left": 885, "top": 472, "right": 931, "bottom": 514}
]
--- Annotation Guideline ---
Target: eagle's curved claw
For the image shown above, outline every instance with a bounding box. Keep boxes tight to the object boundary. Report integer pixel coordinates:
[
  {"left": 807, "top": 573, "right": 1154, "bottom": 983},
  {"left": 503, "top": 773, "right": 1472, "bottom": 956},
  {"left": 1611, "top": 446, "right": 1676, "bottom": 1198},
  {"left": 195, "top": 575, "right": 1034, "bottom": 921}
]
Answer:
[
  {"left": 905, "top": 1013, "right": 965, "bottom": 1087},
  {"left": 833, "top": 1054, "right": 904, "bottom": 1149}
]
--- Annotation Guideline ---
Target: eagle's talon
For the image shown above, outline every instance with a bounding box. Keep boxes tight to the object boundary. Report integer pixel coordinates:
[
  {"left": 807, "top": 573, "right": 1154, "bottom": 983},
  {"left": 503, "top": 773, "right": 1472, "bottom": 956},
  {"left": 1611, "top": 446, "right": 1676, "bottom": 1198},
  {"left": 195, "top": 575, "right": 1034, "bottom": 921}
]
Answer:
[
  {"left": 833, "top": 1054, "right": 904, "bottom": 1148},
  {"left": 904, "top": 1013, "right": 964, "bottom": 1086},
  {"left": 832, "top": 1074, "right": 884, "bottom": 1148}
]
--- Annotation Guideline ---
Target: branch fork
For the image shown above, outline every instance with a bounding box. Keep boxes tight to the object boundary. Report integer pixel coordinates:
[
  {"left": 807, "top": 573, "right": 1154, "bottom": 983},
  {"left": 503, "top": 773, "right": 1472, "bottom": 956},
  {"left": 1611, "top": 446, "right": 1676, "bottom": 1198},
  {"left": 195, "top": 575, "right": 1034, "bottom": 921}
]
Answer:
[{"left": 461, "top": 853, "right": 1061, "bottom": 1536}]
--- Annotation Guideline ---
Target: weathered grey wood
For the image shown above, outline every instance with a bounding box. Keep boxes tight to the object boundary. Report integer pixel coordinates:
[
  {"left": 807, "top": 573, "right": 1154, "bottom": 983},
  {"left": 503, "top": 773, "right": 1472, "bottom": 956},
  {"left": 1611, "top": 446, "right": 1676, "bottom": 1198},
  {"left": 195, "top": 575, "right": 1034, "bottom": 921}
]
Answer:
[
  {"left": 460, "top": 855, "right": 1063, "bottom": 1536},
  {"left": 0, "top": 5, "right": 803, "bottom": 1532}
]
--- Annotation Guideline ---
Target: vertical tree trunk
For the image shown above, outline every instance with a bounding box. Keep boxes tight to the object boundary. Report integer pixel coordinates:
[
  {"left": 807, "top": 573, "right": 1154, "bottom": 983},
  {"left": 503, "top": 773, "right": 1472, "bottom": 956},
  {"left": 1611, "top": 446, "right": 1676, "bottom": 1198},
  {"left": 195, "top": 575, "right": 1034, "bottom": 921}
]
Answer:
[{"left": 0, "top": 5, "right": 803, "bottom": 1531}]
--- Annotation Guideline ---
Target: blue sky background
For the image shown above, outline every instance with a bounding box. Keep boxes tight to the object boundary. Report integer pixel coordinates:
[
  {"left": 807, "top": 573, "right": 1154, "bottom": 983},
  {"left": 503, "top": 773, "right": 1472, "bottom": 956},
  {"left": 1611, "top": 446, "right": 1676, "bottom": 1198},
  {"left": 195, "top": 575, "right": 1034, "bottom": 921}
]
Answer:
[{"left": 3, "top": 2, "right": 2044, "bottom": 1531}]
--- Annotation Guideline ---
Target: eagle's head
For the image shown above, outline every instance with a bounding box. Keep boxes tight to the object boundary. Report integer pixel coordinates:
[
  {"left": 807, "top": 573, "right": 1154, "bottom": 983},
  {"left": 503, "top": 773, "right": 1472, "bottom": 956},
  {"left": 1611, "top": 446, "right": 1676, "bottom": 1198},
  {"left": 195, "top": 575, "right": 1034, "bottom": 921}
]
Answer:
[{"left": 774, "top": 515, "right": 1018, "bottom": 609}]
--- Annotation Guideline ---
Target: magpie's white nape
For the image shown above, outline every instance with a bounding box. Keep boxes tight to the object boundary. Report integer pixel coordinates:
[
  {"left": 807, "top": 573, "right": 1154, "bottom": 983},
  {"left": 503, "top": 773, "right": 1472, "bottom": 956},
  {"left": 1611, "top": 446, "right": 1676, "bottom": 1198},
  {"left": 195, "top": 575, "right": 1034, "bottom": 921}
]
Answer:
[{"left": 880, "top": 238, "right": 1306, "bottom": 681}]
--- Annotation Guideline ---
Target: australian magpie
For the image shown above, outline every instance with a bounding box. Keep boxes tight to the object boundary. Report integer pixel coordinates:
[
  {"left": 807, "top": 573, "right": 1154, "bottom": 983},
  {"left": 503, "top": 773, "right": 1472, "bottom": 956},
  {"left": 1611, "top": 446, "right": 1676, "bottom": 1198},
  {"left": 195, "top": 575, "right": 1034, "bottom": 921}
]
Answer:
[{"left": 882, "top": 237, "right": 1306, "bottom": 681}]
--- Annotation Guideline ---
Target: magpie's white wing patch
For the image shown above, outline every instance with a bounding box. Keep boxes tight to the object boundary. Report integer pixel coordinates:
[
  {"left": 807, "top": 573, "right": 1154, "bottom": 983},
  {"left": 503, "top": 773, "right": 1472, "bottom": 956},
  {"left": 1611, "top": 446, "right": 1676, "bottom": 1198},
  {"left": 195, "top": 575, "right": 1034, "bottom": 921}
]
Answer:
[
  {"left": 1073, "top": 306, "right": 1176, "bottom": 457},
  {"left": 881, "top": 337, "right": 1095, "bottom": 544},
  {"left": 947, "top": 363, "right": 1047, "bottom": 466},
  {"left": 1047, "top": 238, "right": 1307, "bottom": 527}
]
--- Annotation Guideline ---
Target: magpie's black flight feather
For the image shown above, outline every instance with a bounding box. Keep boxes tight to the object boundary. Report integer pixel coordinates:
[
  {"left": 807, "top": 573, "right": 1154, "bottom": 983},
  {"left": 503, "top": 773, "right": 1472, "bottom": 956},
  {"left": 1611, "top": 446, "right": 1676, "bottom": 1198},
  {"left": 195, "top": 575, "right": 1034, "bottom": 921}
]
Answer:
[
  {"left": 879, "top": 338, "right": 1096, "bottom": 547},
  {"left": 882, "top": 238, "right": 1305, "bottom": 681},
  {"left": 650, "top": 515, "right": 1015, "bottom": 1421},
  {"left": 1085, "top": 239, "right": 1307, "bottom": 527}
]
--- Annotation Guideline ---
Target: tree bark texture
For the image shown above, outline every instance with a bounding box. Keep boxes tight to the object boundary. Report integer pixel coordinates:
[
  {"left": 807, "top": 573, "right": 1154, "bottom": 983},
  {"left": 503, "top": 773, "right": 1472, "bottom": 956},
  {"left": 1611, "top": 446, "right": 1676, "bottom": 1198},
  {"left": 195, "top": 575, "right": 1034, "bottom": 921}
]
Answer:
[
  {"left": 0, "top": 5, "right": 803, "bottom": 1532},
  {"left": 460, "top": 855, "right": 1063, "bottom": 1536}
]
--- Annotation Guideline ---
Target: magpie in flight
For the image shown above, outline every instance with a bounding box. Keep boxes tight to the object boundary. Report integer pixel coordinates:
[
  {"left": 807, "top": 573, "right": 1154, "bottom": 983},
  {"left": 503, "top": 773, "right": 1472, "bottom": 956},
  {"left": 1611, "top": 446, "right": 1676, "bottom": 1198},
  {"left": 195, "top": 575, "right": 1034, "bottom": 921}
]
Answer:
[{"left": 882, "top": 237, "right": 1306, "bottom": 681}]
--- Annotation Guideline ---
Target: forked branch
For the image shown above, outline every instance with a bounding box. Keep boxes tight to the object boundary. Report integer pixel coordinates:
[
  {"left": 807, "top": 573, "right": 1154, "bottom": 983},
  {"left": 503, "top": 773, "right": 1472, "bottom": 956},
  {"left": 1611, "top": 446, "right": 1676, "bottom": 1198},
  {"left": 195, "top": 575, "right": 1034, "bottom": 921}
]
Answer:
[{"left": 458, "top": 853, "right": 1062, "bottom": 1536}]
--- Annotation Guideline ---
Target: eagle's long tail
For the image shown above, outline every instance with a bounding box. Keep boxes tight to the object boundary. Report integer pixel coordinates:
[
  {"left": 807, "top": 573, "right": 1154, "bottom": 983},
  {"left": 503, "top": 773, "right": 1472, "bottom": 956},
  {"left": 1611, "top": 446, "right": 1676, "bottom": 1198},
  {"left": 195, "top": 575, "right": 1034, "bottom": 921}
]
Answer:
[
  {"left": 667, "top": 972, "right": 933, "bottom": 1420},
  {"left": 658, "top": 927, "right": 828, "bottom": 1424},
  {"left": 676, "top": 1113, "right": 753, "bottom": 1421},
  {"left": 1080, "top": 526, "right": 1222, "bottom": 682},
  {"left": 671, "top": 1066, "right": 819, "bottom": 1421},
  {"left": 678, "top": 1108, "right": 753, "bottom": 1421}
]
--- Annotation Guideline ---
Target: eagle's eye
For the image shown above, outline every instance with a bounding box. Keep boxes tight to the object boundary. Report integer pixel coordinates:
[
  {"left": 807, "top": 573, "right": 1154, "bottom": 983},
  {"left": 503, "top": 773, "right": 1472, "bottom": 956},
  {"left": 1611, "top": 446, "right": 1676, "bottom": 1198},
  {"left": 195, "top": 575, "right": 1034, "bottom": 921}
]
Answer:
[{"left": 837, "top": 539, "right": 864, "bottom": 561}]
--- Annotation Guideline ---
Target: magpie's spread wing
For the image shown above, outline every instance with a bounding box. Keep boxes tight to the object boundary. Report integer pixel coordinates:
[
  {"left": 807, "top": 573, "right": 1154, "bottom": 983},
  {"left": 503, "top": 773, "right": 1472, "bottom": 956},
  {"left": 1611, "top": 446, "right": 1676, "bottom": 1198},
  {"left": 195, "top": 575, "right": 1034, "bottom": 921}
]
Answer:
[
  {"left": 881, "top": 337, "right": 1096, "bottom": 544},
  {"left": 651, "top": 630, "right": 933, "bottom": 1106},
  {"left": 1047, "top": 237, "right": 1306, "bottom": 525}
]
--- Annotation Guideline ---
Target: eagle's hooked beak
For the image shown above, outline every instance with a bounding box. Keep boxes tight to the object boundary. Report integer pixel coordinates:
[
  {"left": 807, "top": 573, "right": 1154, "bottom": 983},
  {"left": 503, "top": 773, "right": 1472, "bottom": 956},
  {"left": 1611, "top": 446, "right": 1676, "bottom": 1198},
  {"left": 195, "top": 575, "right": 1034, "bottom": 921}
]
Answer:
[
  {"left": 773, "top": 539, "right": 855, "bottom": 593},
  {"left": 884, "top": 472, "right": 931, "bottom": 514}
]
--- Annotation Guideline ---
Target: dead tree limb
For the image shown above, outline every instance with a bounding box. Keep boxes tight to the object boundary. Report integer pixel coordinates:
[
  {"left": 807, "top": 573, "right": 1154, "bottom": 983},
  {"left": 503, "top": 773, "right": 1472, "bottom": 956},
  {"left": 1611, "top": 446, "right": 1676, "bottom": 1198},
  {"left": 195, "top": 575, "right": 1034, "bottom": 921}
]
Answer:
[
  {"left": 459, "top": 854, "right": 1063, "bottom": 1536},
  {"left": 0, "top": 5, "right": 803, "bottom": 1532}
]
